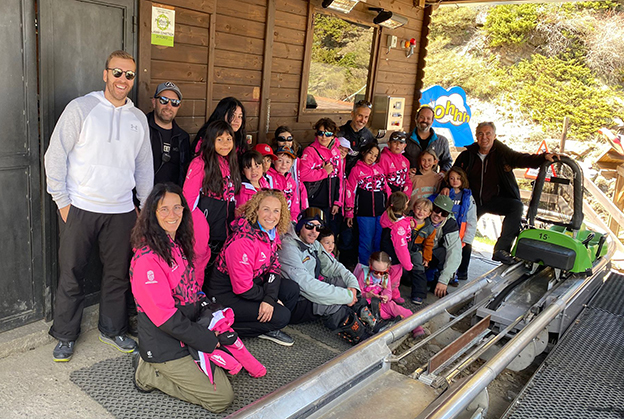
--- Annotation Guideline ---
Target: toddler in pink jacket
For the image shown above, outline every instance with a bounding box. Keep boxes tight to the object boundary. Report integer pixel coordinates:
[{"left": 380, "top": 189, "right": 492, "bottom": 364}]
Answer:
[
  {"left": 354, "top": 252, "right": 424, "bottom": 337},
  {"left": 265, "top": 146, "right": 308, "bottom": 221}
]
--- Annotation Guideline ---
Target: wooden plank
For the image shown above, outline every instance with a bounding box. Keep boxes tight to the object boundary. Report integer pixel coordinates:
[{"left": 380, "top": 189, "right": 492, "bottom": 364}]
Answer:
[
  {"left": 173, "top": 99, "right": 207, "bottom": 117},
  {"left": 213, "top": 84, "right": 260, "bottom": 101},
  {"left": 376, "top": 71, "right": 418, "bottom": 84},
  {"left": 272, "top": 57, "right": 303, "bottom": 75},
  {"left": 137, "top": 0, "right": 153, "bottom": 113},
  {"left": 176, "top": 116, "right": 208, "bottom": 134},
  {"left": 375, "top": 82, "right": 417, "bottom": 96},
  {"left": 270, "top": 102, "right": 299, "bottom": 117},
  {"left": 205, "top": 12, "right": 216, "bottom": 118},
  {"left": 377, "top": 59, "right": 419, "bottom": 74},
  {"left": 150, "top": 80, "right": 207, "bottom": 99},
  {"left": 176, "top": 7, "right": 211, "bottom": 28},
  {"left": 154, "top": 0, "right": 215, "bottom": 14},
  {"left": 215, "top": 32, "right": 265, "bottom": 55},
  {"left": 429, "top": 315, "right": 491, "bottom": 374},
  {"left": 584, "top": 171, "right": 624, "bottom": 231},
  {"left": 297, "top": 2, "right": 315, "bottom": 123},
  {"left": 273, "top": 42, "right": 305, "bottom": 60},
  {"left": 215, "top": 14, "right": 266, "bottom": 40},
  {"left": 216, "top": 0, "right": 266, "bottom": 22},
  {"left": 274, "top": 10, "right": 307, "bottom": 31},
  {"left": 214, "top": 49, "right": 263, "bottom": 71},
  {"left": 270, "top": 87, "right": 299, "bottom": 102},
  {"left": 273, "top": 25, "right": 306, "bottom": 46},
  {"left": 214, "top": 67, "right": 263, "bottom": 86},
  {"left": 259, "top": 0, "right": 276, "bottom": 137},
  {"left": 270, "top": 72, "right": 301, "bottom": 89},
  {"left": 175, "top": 23, "right": 209, "bottom": 46},
  {"left": 151, "top": 43, "right": 209, "bottom": 64},
  {"left": 152, "top": 60, "right": 208, "bottom": 82},
  {"left": 275, "top": 0, "right": 308, "bottom": 16}
]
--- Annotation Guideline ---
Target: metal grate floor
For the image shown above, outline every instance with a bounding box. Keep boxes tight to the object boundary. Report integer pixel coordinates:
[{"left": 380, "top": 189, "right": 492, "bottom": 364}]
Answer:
[
  {"left": 503, "top": 273, "right": 624, "bottom": 419},
  {"left": 70, "top": 333, "right": 338, "bottom": 419}
]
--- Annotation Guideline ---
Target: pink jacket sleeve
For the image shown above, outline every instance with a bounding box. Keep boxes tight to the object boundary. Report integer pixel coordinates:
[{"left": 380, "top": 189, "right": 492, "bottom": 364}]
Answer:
[
  {"left": 223, "top": 237, "right": 256, "bottom": 295},
  {"left": 344, "top": 169, "right": 359, "bottom": 218},
  {"left": 354, "top": 263, "right": 366, "bottom": 290},
  {"left": 392, "top": 222, "right": 413, "bottom": 271},
  {"left": 183, "top": 157, "right": 204, "bottom": 211},
  {"left": 334, "top": 155, "right": 345, "bottom": 208},
  {"left": 131, "top": 255, "right": 177, "bottom": 327},
  {"left": 300, "top": 147, "right": 328, "bottom": 183}
]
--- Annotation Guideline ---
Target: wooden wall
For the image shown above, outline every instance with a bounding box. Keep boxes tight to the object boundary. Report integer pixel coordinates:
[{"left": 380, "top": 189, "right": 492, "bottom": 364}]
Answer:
[{"left": 137, "top": 0, "right": 427, "bottom": 145}]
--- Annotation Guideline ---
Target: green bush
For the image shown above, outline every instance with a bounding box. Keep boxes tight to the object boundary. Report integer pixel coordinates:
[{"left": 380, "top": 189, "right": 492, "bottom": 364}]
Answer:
[
  {"left": 429, "top": 6, "right": 480, "bottom": 46},
  {"left": 502, "top": 55, "right": 613, "bottom": 138},
  {"left": 484, "top": 4, "right": 541, "bottom": 47}
]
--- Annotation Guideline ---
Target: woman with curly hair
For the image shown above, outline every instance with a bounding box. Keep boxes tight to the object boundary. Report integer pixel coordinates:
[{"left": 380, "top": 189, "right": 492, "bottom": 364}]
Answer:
[
  {"left": 208, "top": 190, "right": 300, "bottom": 346},
  {"left": 129, "top": 183, "right": 234, "bottom": 412}
]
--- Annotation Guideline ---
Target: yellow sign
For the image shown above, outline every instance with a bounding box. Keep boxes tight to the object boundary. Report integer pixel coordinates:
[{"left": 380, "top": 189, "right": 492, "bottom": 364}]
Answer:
[{"left": 151, "top": 5, "right": 175, "bottom": 47}]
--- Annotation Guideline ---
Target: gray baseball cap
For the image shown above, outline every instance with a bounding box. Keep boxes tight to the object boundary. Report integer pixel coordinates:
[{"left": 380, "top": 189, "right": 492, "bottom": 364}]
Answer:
[{"left": 154, "top": 81, "right": 183, "bottom": 100}]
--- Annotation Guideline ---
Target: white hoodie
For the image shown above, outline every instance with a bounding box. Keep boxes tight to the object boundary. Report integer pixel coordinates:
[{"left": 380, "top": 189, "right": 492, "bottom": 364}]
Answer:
[{"left": 45, "top": 91, "right": 153, "bottom": 213}]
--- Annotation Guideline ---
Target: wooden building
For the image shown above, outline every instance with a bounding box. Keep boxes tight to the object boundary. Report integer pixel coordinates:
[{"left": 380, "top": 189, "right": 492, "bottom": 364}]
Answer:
[{"left": 1, "top": 0, "right": 434, "bottom": 332}]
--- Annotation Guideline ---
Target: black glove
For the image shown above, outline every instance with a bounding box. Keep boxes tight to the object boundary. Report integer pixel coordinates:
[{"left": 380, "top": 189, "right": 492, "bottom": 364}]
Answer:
[{"left": 217, "top": 331, "right": 238, "bottom": 346}]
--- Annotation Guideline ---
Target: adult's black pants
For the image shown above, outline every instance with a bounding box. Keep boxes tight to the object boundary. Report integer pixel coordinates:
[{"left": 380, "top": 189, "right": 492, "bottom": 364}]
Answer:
[
  {"left": 477, "top": 197, "right": 524, "bottom": 253},
  {"left": 51, "top": 206, "right": 136, "bottom": 342}
]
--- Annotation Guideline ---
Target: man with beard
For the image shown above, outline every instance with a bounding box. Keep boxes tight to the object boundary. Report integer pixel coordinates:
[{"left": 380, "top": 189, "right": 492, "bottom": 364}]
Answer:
[
  {"left": 147, "top": 82, "right": 190, "bottom": 186},
  {"left": 338, "top": 100, "right": 377, "bottom": 176},
  {"left": 405, "top": 106, "right": 453, "bottom": 174},
  {"left": 44, "top": 50, "right": 153, "bottom": 361}
]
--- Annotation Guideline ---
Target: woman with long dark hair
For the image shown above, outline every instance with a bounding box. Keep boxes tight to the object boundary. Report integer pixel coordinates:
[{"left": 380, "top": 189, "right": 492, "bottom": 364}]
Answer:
[
  {"left": 130, "top": 183, "right": 234, "bottom": 412},
  {"left": 192, "top": 97, "right": 248, "bottom": 156}
]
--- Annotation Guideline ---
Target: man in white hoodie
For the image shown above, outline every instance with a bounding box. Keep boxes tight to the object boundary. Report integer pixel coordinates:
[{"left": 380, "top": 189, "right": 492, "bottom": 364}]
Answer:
[{"left": 44, "top": 50, "right": 154, "bottom": 362}]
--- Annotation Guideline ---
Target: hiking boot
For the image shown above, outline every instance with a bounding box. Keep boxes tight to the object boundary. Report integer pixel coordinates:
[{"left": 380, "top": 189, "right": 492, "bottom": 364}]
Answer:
[
  {"left": 258, "top": 330, "right": 294, "bottom": 347},
  {"left": 449, "top": 277, "right": 459, "bottom": 287},
  {"left": 53, "top": 340, "right": 75, "bottom": 362},
  {"left": 132, "top": 352, "right": 153, "bottom": 393},
  {"left": 492, "top": 250, "right": 515, "bottom": 265},
  {"left": 412, "top": 297, "right": 424, "bottom": 305},
  {"left": 99, "top": 333, "right": 137, "bottom": 353}
]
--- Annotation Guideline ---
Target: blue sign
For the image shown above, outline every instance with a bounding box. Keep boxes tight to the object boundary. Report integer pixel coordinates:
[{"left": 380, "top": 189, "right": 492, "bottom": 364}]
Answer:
[{"left": 420, "top": 86, "right": 474, "bottom": 147}]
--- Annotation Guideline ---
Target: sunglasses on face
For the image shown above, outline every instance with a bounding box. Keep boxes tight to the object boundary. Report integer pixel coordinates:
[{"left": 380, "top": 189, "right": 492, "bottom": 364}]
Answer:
[
  {"left": 432, "top": 207, "right": 449, "bottom": 217},
  {"left": 316, "top": 131, "right": 334, "bottom": 138},
  {"left": 107, "top": 67, "right": 136, "bottom": 80},
  {"left": 304, "top": 222, "right": 323, "bottom": 232},
  {"left": 156, "top": 96, "right": 181, "bottom": 107},
  {"left": 277, "top": 136, "right": 293, "bottom": 142},
  {"left": 371, "top": 269, "right": 389, "bottom": 276}
]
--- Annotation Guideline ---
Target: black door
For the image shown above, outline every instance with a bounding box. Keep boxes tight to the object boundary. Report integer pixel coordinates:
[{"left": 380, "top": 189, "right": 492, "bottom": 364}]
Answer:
[{"left": 39, "top": 0, "right": 137, "bottom": 313}]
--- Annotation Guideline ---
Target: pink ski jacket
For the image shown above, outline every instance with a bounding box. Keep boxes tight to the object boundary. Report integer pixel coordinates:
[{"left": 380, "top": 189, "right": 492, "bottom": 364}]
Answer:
[
  {"left": 378, "top": 147, "right": 413, "bottom": 196},
  {"left": 344, "top": 160, "right": 392, "bottom": 218},
  {"left": 380, "top": 211, "right": 414, "bottom": 271},
  {"left": 300, "top": 139, "right": 345, "bottom": 208}
]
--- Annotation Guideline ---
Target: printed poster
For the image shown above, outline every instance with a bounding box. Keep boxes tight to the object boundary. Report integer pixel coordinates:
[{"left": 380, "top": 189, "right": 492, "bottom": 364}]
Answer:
[{"left": 152, "top": 5, "right": 175, "bottom": 47}]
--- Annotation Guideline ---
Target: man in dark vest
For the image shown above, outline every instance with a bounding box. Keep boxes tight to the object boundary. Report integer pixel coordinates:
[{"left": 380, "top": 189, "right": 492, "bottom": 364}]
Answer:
[{"left": 147, "top": 81, "right": 190, "bottom": 186}]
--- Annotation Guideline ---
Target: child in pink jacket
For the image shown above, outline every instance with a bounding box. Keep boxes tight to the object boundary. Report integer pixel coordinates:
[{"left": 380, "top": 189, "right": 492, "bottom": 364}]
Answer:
[
  {"left": 345, "top": 143, "right": 392, "bottom": 265},
  {"left": 300, "top": 118, "right": 344, "bottom": 233},
  {"left": 235, "top": 150, "right": 269, "bottom": 212},
  {"left": 378, "top": 131, "right": 413, "bottom": 196},
  {"left": 355, "top": 251, "right": 424, "bottom": 337},
  {"left": 265, "top": 146, "right": 308, "bottom": 221},
  {"left": 183, "top": 121, "right": 241, "bottom": 284}
]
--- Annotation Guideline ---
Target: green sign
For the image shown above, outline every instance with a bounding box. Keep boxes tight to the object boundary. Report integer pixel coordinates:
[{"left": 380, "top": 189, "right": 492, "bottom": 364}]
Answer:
[{"left": 151, "top": 6, "right": 174, "bottom": 47}]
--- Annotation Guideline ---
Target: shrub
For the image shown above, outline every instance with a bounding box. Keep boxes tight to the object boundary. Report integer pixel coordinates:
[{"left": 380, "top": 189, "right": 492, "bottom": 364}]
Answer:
[
  {"left": 502, "top": 55, "right": 613, "bottom": 138},
  {"left": 484, "top": 4, "right": 542, "bottom": 47}
]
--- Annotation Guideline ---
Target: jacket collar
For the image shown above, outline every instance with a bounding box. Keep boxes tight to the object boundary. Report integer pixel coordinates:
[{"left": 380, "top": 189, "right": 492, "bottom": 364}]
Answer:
[{"left": 147, "top": 111, "right": 184, "bottom": 137}]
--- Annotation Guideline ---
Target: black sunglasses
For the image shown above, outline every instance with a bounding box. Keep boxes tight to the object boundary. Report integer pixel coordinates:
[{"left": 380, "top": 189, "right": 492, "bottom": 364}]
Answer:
[
  {"left": 107, "top": 67, "right": 136, "bottom": 80},
  {"left": 355, "top": 100, "right": 372, "bottom": 109},
  {"left": 304, "top": 222, "right": 323, "bottom": 232},
  {"left": 156, "top": 96, "right": 181, "bottom": 107},
  {"left": 432, "top": 207, "right": 449, "bottom": 217},
  {"left": 277, "top": 136, "right": 293, "bottom": 142},
  {"left": 316, "top": 131, "right": 334, "bottom": 138}
]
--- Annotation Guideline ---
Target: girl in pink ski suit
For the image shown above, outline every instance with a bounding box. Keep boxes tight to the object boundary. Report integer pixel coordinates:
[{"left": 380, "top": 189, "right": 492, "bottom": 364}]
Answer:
[
  {"left": 235, "top": 150, "right": 269, "bottom": 211},
  {"left": 377, "top": 131, "right": 413, "bottom": 196},
  {"left": 130, "top": 183, "right": 234, "bottom": 412},
  {"left": 344, "top": 143, "right": 392, "bottom": 265},
  {"left": 183, "top": 121, "right": 241, "bottom": 284},
  {"left": 265, "top": 146, "right": 308, "bottom": 221},
  {"left": 300, "top": 118, "right": 345, "bottom": 234}
]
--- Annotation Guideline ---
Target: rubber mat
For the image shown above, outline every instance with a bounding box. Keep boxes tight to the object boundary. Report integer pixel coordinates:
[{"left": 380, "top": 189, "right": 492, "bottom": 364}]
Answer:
[
  {"left": 503, "top": 273, "right": 624, "bottom": 419},
  {"left": 70, "top": 336, "right": 337, "bottom": 419}
]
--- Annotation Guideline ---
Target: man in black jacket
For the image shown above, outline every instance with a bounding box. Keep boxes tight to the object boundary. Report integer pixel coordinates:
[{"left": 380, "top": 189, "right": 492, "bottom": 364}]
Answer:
[
  {"left": 338, "top": 100, "right": 377, "bottom": 175},
  {"left": 453, "top": 122, "right": 557, "bottom": 264},
  {"left": 147, "top": 81, "right": 191, "bottom": 186}
]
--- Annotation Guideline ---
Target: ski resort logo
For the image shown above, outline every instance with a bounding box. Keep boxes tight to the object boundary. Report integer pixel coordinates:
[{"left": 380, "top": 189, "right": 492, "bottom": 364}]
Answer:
[{"left": 145, "top": 270, "right": 158, "bottom": 284}]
